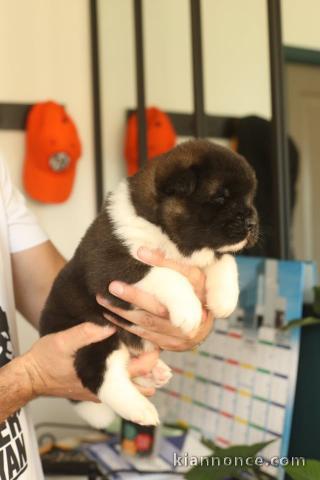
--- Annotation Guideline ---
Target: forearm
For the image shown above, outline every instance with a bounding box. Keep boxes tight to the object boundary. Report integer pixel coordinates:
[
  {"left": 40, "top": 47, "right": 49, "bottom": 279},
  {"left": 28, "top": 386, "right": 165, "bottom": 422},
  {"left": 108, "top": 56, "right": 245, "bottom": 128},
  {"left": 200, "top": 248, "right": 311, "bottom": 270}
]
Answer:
[
  {"left": 11, "top": 241, "right": 66, "bottom": 329},
  {"left": 0, "top": 356, "right": 33, "bottom": 423}
]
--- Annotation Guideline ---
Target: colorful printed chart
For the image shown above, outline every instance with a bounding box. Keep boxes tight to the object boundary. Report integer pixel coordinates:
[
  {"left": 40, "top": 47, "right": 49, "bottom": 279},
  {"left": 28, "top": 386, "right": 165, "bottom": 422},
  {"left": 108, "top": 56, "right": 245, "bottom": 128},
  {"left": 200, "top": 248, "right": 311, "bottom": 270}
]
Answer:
[{"left": 155, "top": 257, "right": 316, "bottom": 479}]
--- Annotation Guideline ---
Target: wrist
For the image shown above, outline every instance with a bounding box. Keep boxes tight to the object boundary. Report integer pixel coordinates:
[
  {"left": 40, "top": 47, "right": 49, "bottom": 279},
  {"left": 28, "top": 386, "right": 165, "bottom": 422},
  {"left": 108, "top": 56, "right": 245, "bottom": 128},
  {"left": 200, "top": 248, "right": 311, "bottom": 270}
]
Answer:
[
  {"left": 21, "top": 351, "right": 45, "bottom": 399},
  {"left": 3, "top": 356, "right": 35, "bottom": 404},
  {"left": 0, "top": 356, "right": 35, "bottom": 422}
]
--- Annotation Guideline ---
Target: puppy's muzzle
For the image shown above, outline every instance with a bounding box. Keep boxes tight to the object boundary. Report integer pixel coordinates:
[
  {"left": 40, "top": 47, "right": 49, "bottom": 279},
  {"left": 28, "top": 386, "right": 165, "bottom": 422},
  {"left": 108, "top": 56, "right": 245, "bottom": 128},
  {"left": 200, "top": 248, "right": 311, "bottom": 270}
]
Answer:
[
  {"left": 245, "top": 212, "right": 259, "bottom": 247},
  {"left": 245, "top": 216, "right": 257, "bottom": 233}
]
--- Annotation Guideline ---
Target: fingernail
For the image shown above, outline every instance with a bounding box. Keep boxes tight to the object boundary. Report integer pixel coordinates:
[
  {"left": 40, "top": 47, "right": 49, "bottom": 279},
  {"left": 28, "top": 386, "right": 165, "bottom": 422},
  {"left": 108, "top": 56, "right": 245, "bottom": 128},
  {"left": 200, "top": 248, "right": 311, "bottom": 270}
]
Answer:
[
  {"left": 97, "top": 295, "right": 109, "bottom": 306},
  {"left": 137, "top": 247, "right": 153, "bottom": 262},
  {"left": 159, "top": 305, "right": 168, "bottom": 316},
  {"left": 103, "top": 325, "right": 117, "bottom": 334},
  {"left": 101, "top": 325, "right": 117, "bottom": 338},
  {"left": 95, "top": 324, "right": 116, "bottom": 339},
  {"left": 109, "top": 281, "right": 124, "bottom": 296},
  {"left": 106, "top": 324, "right": 117, "bottom": 331}
]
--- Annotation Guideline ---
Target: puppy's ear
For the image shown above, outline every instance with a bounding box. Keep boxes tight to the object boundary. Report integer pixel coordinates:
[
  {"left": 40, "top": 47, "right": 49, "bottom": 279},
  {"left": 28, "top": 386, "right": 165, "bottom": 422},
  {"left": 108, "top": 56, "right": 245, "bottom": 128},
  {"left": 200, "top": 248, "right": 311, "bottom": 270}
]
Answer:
[{"left": 159, "top": 168, "right": 197, "bottom": 197}]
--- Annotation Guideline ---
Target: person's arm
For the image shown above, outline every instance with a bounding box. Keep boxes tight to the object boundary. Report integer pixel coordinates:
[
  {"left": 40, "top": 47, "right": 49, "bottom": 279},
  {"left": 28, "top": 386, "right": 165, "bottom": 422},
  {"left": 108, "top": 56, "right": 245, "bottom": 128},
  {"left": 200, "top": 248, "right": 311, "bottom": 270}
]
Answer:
[
  {"left": 11, "top": 240, "right": 65, "bottom": 328},
  {"left": 0, "top": 356, "right": 33, "bottom": 422},
  {"left": 0, "top": 322, "right": 158, "bottom": 423},
  {"left": 0, "top": 156, "right": 65, "bottom": 328}
]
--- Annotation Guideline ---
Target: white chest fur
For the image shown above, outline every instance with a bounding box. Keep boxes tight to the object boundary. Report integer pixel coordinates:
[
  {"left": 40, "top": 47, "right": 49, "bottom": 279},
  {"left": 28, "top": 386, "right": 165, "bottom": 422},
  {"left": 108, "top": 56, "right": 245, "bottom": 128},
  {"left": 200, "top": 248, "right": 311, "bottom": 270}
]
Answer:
[{"left": 107, "top": 180, "right": 215, "bottom": 269}]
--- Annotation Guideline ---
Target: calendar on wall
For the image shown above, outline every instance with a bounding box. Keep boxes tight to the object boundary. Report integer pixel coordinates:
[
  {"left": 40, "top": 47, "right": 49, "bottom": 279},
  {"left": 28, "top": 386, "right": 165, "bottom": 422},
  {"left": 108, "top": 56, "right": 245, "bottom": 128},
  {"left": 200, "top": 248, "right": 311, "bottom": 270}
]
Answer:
[{"left": 155, "top": 257, "right": 317, "bottom": 479}]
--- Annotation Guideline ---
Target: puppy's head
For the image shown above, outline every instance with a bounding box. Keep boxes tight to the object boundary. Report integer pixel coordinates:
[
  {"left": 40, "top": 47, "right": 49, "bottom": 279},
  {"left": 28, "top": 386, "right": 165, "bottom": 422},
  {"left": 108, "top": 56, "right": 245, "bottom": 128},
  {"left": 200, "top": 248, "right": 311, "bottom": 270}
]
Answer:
[{"left": 131, "top": 139, "right": 259, "bottom": 256}]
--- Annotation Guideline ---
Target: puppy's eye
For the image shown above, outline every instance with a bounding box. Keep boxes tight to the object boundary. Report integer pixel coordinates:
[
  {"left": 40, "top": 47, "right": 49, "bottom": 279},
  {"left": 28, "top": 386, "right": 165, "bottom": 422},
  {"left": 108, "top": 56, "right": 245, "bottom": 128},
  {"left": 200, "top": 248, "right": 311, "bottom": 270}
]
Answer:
[
  {"left": 213, "top": 195, "right": 225, "bottom": 205},
  {"left": 211, "top": 188, "right": 229, "bottom": 205}
]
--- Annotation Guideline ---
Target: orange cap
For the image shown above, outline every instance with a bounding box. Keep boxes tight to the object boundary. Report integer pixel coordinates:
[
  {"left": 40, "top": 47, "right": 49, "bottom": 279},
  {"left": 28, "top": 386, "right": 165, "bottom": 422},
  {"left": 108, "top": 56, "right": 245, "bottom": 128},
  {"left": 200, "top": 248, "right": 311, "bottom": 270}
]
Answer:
[
  {"left": 124, "top": 107, "right": 176, "bottom": 175},
  {"left": 23, "top": 101, "right": 81, "bottom": 203}
]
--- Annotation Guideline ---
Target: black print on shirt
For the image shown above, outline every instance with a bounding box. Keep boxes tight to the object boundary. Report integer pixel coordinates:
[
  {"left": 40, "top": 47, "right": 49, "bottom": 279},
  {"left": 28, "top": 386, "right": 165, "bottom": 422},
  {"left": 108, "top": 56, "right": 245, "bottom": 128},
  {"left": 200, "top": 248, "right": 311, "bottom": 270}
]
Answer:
[
  {"left": 0, "top": 308, "right": 13, "bottom": 367},
  {"left": 0, "top": 412, "right": 28, "bottom": 480},
  {"left": 0, "top": 308, "right": 28, "bottom": 479}
]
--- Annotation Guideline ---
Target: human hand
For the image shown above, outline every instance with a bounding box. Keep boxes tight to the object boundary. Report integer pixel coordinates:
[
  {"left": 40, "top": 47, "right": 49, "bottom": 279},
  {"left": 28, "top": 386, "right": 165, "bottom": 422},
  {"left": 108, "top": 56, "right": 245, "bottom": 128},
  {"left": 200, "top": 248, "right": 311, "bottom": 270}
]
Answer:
[
  {"left": 97, "top": 248, "right": 214, "bottom": 352},
  {"left": 24, "top": 323, "right": 158, "bottom": 402}
]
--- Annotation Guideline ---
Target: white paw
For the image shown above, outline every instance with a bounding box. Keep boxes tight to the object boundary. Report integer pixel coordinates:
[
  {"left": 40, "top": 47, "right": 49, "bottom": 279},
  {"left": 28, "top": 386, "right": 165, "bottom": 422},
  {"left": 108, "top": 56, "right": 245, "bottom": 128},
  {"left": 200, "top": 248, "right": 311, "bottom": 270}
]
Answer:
[
  {"left": 134, "top": 359, "right": 172, "bottom": 389},
  {"left": 133, "top": 372, "right": 154, "bottom": 388},
  {"left": 73, "top": 401, "right": 115, "bottom": 429},
  {"left": 99, "top": 376, "right": 160, "bottom": 426},
  {"left": 135, "top": 266, "right": 202, "bottom": 333},
  {"left": 206, "top": 288, "right": 238, "bottom": 318},
  {"left": 125, "top": 396, "right": 160, "bottom": 426},
  {"left": 169, "top": 295, "right": 202, "bottom": 333},
  {"left": 205, "top": 254, "right": 239, "bottom": 319},
  {"left": 152, "top": 359, "right": 173, "bottom": 388}
]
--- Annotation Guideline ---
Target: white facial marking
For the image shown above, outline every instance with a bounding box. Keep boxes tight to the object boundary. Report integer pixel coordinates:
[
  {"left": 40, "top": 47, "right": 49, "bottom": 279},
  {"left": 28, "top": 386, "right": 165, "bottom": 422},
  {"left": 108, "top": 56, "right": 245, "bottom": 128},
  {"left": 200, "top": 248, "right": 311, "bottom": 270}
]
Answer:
[
  {"left": 217, "top": 238, "right": 247, "bottom": 253},
  {"left": 107, "top": 180, "right": 215, "bottom": 268}
]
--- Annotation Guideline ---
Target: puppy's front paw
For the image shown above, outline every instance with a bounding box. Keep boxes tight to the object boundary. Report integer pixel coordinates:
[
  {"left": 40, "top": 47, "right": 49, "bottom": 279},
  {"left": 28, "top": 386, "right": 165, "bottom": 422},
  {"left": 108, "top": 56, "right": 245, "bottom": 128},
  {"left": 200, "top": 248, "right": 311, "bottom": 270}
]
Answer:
[
  {"left": 205, "top": 254, "right": 239, "bottom": 318},
  {"left": 206, "top": 286, "right": 239, "bottom": 318},
  {"left": 169, "top": 294, "right": 202, "bottom": 333},
  {"left": 135, "top": 267, "right": 202, "bottom": 334}
]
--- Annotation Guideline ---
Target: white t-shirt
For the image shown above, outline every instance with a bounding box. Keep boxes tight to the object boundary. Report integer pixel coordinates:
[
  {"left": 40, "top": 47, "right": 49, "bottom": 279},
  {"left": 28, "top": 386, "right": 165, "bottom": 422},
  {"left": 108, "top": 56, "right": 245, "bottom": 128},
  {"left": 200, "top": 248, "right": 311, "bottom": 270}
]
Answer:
[{"left": 0, "top": 157, "right": 47, "bottom": 480}]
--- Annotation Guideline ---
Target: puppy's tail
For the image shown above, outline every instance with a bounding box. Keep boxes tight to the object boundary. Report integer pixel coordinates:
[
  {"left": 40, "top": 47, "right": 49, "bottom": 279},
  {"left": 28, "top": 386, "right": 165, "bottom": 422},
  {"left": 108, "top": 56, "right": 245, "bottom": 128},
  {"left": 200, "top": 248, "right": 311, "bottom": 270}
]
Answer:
[{"left": 73, "top": 401, "right": 116, "bottom": 429}]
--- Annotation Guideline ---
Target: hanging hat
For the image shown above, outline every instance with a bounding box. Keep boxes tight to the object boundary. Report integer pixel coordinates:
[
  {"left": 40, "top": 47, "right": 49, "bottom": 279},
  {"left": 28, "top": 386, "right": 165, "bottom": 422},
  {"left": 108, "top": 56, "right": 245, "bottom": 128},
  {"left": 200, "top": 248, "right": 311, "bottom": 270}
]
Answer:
[
  {"left": 23, "top": 101, "right": 81, "bottom": 203},
  {"left": 124, "top": 107, "right": 176, "bottom": 175}
]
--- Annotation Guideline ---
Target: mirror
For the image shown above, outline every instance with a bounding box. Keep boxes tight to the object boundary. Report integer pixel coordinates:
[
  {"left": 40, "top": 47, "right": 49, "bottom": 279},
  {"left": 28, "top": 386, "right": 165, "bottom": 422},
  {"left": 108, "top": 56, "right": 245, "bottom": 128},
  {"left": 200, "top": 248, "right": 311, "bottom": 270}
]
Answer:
[{"left": 96, "top": 0, "right": 319, "bottom": 266}]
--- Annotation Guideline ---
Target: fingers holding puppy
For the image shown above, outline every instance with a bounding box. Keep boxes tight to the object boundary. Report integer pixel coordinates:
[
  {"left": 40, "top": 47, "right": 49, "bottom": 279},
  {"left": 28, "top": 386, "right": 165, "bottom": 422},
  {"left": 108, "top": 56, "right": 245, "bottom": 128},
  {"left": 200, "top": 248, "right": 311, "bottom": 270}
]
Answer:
[
  {"left": 97, "top": 291, "right": 213, "bottom": 351},
  {"left": 97, "top": 291, "right": 196, "bottom": 339},
  {"left": 129, "top": 350, "right": 159, "bottom": 397},
  {"left": 107, "top": 281, "right": 168, "bottom": 318},
  {"left": 96, "top": 247, "right": 213, "bottom": 351}
]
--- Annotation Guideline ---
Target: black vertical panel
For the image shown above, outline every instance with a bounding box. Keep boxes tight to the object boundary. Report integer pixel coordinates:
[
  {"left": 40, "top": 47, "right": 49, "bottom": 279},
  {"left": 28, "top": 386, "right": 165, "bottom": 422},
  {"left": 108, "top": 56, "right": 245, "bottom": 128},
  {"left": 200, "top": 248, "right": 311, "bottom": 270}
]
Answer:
[
  {"left": 0, "top": 104, "right": 31, "bottom": 129},
  {"left": 267, "top": 0, "right": 291, "bottom": 259},
  {"left": 288, "top": 322, "right": 320, "bottom": 466},
  {"left": 190, "top": 0, "right": 206, "bottom": 137},
  {"left": 133, "top": 0, "right": 147, "bottom": 168},
  {"left": 90, "top": 0, "right": 104, "bottom": 212}
]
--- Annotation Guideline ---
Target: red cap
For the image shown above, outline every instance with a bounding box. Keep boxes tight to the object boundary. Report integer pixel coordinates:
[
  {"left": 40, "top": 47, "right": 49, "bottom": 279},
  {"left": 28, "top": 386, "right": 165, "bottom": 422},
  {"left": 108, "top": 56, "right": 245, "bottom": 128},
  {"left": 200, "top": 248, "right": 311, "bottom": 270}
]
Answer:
[
  {"left": 124, "top": 107, "right": 176, "bottom": 175},
  {"left": 23, "top": 101, "right": 81, "bottom": 203}
]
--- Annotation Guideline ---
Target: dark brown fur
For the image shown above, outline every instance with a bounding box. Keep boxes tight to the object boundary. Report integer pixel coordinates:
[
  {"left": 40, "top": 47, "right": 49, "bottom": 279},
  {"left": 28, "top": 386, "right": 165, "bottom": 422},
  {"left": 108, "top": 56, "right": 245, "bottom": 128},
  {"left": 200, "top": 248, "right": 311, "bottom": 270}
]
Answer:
[
  {"left": 40, "top": 140, "right": 258, "bottom": 394},
  {"left": 40, "top": 211, "right": 149, "bottom": 392}
]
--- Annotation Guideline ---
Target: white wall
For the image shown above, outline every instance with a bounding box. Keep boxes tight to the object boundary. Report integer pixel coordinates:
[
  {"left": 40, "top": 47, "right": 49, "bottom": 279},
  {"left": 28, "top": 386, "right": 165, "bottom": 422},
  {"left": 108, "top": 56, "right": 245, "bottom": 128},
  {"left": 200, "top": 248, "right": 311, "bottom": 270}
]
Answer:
[
  {"left": 283, "top": 0, "right": 320, "bottom": 49},
  {"left": 201, "top": 0, "right": 270, "bottom": 117},
  {"left": 0, "top": 0, "right": 96, "bottom": 424}
]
